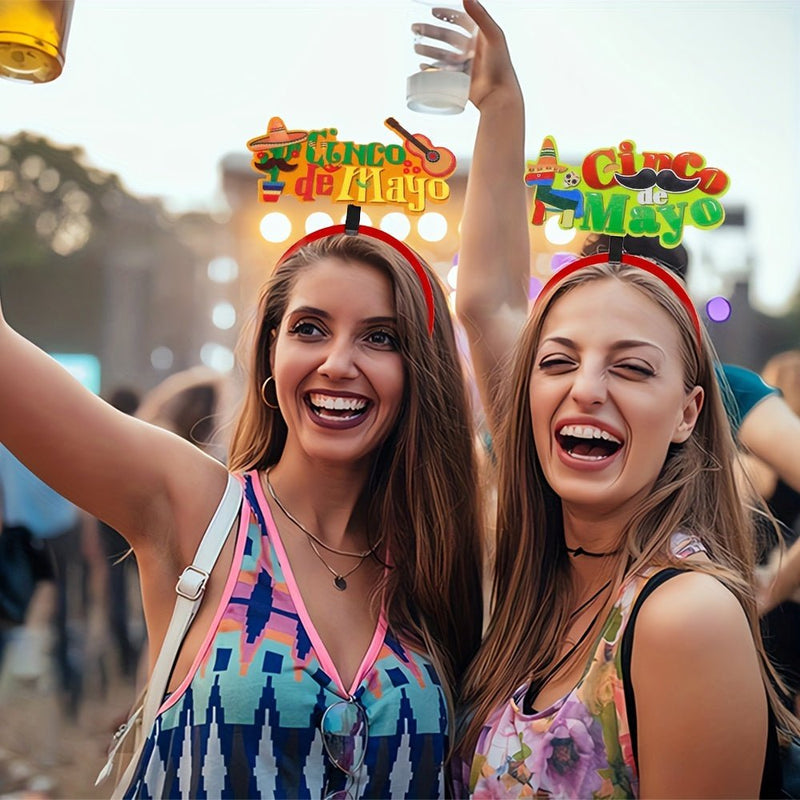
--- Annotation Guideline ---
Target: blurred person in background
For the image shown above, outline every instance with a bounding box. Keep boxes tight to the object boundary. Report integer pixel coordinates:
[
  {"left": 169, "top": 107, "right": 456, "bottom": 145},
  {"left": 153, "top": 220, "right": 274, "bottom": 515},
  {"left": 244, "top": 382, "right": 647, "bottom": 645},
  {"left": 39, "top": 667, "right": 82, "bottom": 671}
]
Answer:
[
  {"left": 98, "top": 373, "right": 232, "bottom": 688},
  {"left": 746, "top": 350, "right": 800, "bottom": 534},
  {"left": 0, "top": 444, "right": 80, "bottom": 716},
  {"left": 135, "top": 365, "right": 234, "bottom": 464},
  {"left": 97, "top": 387, "right": 144, "bottom": 683},
  {"left": 743, "top": 350, "right": 800, "bottom": 714}
]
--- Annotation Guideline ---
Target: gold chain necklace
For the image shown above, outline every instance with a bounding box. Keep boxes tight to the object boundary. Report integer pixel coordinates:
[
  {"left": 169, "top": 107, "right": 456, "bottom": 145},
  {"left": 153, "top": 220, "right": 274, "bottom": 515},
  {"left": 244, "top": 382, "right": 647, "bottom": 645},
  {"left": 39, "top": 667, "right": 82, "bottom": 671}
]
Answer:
[{"left": 264, "top": 469, "right": 381, "bottom": 591}]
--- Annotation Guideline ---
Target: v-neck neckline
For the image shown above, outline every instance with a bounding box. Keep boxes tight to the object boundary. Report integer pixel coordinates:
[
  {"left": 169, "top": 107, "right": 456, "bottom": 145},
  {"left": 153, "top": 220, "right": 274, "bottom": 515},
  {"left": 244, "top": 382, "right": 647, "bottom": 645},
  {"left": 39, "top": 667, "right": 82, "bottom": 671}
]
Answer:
[{"left": 249, "top": 470, "right": 388, "bottom": 699}]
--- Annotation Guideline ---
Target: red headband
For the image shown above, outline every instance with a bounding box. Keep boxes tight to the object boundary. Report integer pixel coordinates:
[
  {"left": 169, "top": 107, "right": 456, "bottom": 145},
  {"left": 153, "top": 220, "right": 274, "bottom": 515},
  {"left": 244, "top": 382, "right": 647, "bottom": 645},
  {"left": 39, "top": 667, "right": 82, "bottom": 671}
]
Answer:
[
  {"left": 276, "top": 221, "right": 436, "bottom": 336},
  {"left": 535, "top": 251, "right": 703, "bottom": 351}
]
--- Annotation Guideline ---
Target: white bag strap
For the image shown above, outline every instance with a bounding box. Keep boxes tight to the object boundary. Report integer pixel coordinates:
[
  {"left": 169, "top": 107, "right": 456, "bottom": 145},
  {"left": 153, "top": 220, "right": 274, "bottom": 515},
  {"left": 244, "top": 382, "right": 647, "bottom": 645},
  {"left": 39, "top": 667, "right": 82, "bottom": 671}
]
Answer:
[
  {"left": 98, "top": 471, "right": 243, "bottom": 796},
  {"left": 141, "top": 471, "right": 242, "bottom": 730}
]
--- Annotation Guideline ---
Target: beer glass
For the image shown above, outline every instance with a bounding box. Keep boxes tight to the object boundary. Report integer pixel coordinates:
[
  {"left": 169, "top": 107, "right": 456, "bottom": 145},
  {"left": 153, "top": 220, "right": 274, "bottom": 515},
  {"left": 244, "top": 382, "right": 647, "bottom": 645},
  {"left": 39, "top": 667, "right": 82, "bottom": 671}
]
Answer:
[{"left": 0, "top": 0, "right": 75, "bottom": 84}]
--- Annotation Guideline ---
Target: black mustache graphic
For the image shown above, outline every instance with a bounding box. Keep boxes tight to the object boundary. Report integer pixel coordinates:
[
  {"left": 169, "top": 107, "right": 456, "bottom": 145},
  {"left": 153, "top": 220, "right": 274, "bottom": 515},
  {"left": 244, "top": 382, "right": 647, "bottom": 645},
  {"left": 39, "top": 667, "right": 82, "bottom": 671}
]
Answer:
[
  {"left": 614, "top": 168, "right": 700, "bottom": 193},
  {"left": 253, "top": 157, "right": 298, "bottom": 173}
]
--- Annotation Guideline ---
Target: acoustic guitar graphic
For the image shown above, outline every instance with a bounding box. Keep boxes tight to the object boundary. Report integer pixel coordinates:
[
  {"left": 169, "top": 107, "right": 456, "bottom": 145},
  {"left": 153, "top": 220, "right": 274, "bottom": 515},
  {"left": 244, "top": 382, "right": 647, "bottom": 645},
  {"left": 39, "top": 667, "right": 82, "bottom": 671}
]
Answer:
[{"left": 384, "top": 117, "right": 456, "bottom": 178}]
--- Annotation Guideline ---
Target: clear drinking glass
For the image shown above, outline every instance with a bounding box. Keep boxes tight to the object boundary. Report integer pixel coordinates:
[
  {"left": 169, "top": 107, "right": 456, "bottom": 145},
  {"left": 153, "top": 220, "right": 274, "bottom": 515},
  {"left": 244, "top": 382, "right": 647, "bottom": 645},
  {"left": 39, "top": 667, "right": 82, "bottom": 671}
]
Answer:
[{"left": 406, "top": 1, "right": 477, "bottom": 115}]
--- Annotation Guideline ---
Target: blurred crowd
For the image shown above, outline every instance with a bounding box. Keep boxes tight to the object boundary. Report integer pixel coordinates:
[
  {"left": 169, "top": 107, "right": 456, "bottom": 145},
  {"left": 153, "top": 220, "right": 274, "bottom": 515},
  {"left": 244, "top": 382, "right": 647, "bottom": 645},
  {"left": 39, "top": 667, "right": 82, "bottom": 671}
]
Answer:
[{"left": 0, "top": 366, "right": 232, "bottom": 799}]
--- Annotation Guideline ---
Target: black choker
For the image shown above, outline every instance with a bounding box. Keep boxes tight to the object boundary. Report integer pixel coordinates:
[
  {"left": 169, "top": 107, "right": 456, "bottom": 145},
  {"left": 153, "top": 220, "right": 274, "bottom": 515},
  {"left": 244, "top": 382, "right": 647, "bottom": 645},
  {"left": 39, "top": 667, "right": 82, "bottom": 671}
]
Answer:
[{"left": 566, "top": 546, "right": 620, "bottom": 558}]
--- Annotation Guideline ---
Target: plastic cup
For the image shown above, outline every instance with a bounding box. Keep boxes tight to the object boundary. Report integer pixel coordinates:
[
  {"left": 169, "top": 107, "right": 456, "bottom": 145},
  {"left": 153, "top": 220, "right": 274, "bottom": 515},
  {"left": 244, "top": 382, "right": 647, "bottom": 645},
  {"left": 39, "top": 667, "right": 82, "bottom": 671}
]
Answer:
[{"left": 406, "top": 2, "right": 476, "bottom": 115}]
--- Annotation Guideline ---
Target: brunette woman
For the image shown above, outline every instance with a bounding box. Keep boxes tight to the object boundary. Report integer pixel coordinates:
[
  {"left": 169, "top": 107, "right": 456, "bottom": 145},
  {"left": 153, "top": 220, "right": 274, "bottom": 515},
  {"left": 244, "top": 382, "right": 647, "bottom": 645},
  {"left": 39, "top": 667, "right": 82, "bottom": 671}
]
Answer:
[
  {"left": 453, "top": 2, "right": 793, "bottom": 796},
  {"left": 0, "top": 217, "right": 483, "bottom": 798}
]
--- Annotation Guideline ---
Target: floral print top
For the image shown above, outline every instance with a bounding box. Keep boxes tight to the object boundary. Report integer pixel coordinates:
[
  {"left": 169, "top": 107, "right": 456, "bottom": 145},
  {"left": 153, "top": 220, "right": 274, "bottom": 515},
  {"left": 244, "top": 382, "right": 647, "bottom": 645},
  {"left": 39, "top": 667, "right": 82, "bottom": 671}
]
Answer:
[{"left": 468, "top": 534, "right": 705, "bottom": 799}]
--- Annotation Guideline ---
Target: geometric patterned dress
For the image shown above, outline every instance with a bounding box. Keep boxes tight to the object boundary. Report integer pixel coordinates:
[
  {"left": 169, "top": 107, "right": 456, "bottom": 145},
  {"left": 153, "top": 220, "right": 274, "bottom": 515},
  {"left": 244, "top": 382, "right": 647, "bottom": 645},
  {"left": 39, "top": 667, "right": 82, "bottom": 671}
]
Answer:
[{"left": 125, "top": 470, "right": 449, "bottom": 799}]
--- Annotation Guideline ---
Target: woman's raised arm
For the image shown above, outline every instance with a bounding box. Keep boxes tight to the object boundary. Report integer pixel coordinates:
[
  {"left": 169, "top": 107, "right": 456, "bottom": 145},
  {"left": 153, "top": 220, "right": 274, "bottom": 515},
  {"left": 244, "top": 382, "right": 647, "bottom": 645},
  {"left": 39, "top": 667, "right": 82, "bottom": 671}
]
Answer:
[
  {"left": 0, "top": 295, "right": 227, "bottom": 557},
  {"left": 457, "top": 0, "right": 530, "bottom": 432}
]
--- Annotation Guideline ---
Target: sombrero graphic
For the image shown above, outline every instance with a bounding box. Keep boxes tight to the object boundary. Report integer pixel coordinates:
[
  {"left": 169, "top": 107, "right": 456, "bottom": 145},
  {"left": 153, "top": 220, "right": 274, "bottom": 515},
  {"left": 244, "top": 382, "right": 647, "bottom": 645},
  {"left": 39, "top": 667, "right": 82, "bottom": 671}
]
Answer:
[
  {"left": 526, "top": 136, "right": 567, "bottom": 176},
  {"left": 247, "top": 117, "right": 308, "bottom": 153}
]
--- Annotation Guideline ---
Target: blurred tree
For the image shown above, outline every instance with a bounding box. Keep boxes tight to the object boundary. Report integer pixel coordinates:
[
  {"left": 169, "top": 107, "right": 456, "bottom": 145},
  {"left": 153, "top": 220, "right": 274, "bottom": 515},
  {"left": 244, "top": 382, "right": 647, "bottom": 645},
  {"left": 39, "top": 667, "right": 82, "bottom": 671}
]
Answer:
[
  {"left": 0, "top": 132, "right": 220, "bottom": 394},
  {"left": 0, "top": 134, "right": 112, "bottom": 264}
]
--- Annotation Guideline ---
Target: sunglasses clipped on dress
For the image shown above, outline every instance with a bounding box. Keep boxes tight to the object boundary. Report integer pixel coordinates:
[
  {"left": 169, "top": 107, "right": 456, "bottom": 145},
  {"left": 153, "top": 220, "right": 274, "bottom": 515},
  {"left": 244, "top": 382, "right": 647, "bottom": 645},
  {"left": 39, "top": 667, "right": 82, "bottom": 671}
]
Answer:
[{"left": 320, "top": 696, "right": 369, "bottom": 800}]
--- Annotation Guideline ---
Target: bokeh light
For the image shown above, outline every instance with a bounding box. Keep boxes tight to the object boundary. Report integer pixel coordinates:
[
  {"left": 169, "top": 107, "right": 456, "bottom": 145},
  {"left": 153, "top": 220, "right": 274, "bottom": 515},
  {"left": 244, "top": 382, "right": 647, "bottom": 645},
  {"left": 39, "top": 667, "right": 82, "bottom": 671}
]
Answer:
[
  {"left": 550, "top": 252, "right": 578, "bottom": 273},
  {"left": 379, "top": 212, "right": 411, "bottom": 240},
  {"left": 706, "top": 296, "right": 732, "bottom": 322},
  {"left": 207, "top": 256, "right": 238, "bottom": 283},
  {"left": 211, "top": 301, "right": 237, "bottom": 330},
  {"left": 305, "top": 211, "right": 334, "bottom": 233},
  {"left": 417, "top": 212, "right": 447, "bottom": 242},
  {"left": 150, "top": 346, "right": 174, "bottom": 370},
  {"left": 447, "top": 263, "right": 458, "bottom": 290},
  {"left": 259, "top": 212, "right": 292, "bottom": 243},
  {"left": 544, "top": 215, "right": 577, "bottom": 245},
  {"left": 200, "top": 342, "right": 234, "bottom": 372}
]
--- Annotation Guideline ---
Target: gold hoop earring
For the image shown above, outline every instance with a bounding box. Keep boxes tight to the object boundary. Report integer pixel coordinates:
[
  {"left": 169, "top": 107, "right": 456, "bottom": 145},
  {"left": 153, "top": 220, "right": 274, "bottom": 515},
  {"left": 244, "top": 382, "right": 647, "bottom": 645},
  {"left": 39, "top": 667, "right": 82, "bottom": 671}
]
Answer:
[{"left": 260, "top": 376, "right": 279, "bottom": 410}]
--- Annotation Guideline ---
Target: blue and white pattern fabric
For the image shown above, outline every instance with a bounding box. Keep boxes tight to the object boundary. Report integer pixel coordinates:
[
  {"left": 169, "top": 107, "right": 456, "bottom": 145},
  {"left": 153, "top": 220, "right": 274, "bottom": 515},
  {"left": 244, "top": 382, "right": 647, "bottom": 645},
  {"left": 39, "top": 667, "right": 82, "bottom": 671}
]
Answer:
[{"left": 124, "top": 471, "right": 449, "bottom": 799}]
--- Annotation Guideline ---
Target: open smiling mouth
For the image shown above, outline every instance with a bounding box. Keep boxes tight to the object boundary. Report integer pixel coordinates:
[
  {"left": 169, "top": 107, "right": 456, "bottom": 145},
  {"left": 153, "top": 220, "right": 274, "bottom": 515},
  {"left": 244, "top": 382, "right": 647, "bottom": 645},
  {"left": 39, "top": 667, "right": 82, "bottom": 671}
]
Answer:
[
  {"left": 557, "top": 424, "right": 623, "bottom": 461},
  {"left": 306, "top": 392, "right": 370, "bottom": 422}
]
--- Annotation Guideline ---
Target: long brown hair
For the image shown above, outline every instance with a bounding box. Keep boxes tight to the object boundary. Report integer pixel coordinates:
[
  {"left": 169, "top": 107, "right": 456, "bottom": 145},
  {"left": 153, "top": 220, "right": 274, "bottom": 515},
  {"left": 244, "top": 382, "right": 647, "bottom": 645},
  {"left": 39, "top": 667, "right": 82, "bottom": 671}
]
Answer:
[
  {"left": 228, "top": 233, "right": 484, "bottom": 695},
  {"left": 459, "top": 260, "right": 796, "bottom": 754}
]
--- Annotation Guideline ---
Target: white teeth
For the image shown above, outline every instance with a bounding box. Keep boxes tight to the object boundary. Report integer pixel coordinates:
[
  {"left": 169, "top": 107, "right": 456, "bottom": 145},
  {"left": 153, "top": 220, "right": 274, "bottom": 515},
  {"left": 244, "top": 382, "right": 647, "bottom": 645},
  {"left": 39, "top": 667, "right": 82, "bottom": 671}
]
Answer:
[
  {"left": 558, "top": 424, "right": 621, "bottom": 444},
  {"left": 309, "top": 393, "right": 368, "bottom": 411}
]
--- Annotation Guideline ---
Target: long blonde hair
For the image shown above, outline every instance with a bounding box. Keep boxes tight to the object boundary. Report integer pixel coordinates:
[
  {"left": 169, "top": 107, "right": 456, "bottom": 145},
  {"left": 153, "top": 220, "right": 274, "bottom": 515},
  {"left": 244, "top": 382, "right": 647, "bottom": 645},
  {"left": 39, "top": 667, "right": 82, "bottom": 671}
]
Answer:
[
  {"left": 459, "top": 260, "right": 795, "bottom": 753},
  {"left": 228, "top": 233, "right": 484, "bottom": 694}
]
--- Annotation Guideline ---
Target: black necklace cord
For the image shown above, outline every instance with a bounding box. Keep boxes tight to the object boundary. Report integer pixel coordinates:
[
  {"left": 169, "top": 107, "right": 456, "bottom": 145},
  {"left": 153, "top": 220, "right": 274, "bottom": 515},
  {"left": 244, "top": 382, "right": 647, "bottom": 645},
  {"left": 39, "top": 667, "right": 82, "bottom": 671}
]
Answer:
[
  {"left": 566, "top": 545, "right": 622, "bottom": 558},
  {"left": 522, "top": 578, "right": 613, "bottom": 714}
]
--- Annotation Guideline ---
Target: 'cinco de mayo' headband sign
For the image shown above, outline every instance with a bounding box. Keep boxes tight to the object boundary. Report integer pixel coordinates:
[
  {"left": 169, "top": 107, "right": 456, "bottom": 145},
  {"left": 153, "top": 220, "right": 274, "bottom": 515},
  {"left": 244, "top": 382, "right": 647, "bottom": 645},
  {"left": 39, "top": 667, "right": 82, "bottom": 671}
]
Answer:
[
  {"left": 528, "top": 137, "right": 729, "bottom": 350},
  {"left": 246, "top": 116, "right": 457, "bottom": 213},
  {"left": 525, "top": 136, "right": 729, "bottom": 248},
  {"left": 245, "top": 116, "right": 457, "bottom": 335}
]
